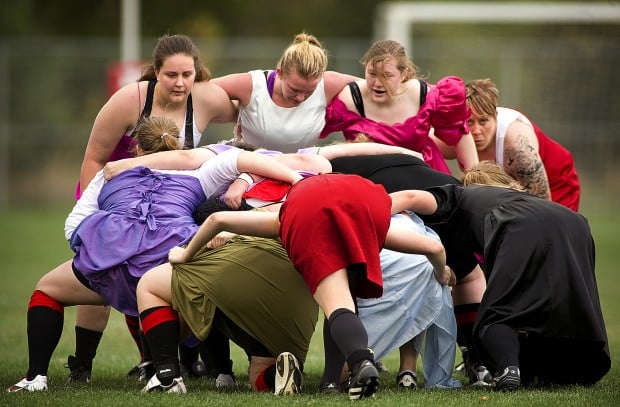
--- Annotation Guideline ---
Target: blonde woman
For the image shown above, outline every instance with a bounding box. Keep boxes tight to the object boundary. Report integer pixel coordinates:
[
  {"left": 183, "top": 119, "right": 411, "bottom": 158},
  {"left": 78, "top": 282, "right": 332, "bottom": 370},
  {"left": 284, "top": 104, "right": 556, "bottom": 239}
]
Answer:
[{"left": 213, "top": 32, "right": 359, "bottom": 152}]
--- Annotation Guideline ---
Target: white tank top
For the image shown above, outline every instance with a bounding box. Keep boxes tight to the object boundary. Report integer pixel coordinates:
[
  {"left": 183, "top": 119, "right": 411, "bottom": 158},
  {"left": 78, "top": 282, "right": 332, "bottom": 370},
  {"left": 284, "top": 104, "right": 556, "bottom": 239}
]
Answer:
[
  {"left": 236, "top": 69, "right": 327, "bottom": 153},
  {"left": 495, "top": 107, "right": 533, "bottom": 166}
]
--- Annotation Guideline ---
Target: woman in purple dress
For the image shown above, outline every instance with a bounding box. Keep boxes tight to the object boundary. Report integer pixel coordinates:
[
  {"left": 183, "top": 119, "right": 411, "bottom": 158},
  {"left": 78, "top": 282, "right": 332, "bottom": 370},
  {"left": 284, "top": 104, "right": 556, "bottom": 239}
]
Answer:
[{"left": 7, "top": 117, "right": 303, "bottom": 393}]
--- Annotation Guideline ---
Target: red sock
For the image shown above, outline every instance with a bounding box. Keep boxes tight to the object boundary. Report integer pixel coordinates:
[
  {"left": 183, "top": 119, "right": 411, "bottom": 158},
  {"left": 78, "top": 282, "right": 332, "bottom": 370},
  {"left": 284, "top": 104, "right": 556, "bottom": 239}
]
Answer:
[
  {"left": 29, "top": 290, "right": 63, "bottom": 314},
  {"left": 255, "top": 368, "right": 271, "bottom": 392}
]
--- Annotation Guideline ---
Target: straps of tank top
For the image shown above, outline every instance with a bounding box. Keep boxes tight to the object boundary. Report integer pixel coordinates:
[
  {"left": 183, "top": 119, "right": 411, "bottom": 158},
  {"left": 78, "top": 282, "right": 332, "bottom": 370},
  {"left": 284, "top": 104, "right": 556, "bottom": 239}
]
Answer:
[
  {"left": 419, "top": 80, "right": 428, "bottom": 106},
  {"left": 348, "top": 82, "right": 365, "bottom": 117},
  {"left": 142, "top": 80, "right": 157, "bottom": 118},
  {"left": 142, "top": 79, "right": 194, "bottom": 149},
  {"left": 184, "top": 93, "right": 194, "bottom": 149},
  {"left": 264, "top": 70, "right": 276, "bottom": 98},
  {"left": 349, "top": 80, "right": 426, "bottom": 117}
]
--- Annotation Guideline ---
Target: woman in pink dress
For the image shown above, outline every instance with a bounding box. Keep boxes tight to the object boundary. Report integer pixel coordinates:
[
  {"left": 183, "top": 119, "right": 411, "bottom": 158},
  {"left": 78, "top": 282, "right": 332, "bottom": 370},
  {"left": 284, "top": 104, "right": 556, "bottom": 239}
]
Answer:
[{"left": 320, "top": 39, "right": 478, "bottom": 175}]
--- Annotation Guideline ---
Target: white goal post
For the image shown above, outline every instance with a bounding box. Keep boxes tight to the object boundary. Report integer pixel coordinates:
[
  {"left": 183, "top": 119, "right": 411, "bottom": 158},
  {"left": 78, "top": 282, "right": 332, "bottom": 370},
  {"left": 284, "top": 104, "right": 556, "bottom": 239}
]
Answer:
[{"left": 373, "top": 2, "right": 620, "bottom": 54}]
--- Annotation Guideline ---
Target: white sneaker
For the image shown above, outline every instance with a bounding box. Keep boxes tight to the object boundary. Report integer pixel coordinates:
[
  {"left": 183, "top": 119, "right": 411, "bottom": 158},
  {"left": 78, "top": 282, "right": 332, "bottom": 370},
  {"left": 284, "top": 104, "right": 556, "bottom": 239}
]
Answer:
[
  {"left": 397, "top": 370, "right": 417, "bottom": 389},
  {"left": 141, "top": 374, "right": 186, "bottom": 393},
  {"left": 215, "top": 373, "right": 237, "bottom": 389},
  {"left": 274, "top": 352, "right": 302, "bottom": 395},
  {"left": 7, "top": 375, "right": 48, "bottom": 392}
]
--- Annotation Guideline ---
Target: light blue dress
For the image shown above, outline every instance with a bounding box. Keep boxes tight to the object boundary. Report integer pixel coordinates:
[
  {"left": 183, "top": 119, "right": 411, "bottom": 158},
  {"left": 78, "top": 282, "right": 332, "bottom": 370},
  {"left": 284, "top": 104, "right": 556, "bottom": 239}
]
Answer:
[{"left": 357, "top": 212, "right": 461, "bottom": 388}]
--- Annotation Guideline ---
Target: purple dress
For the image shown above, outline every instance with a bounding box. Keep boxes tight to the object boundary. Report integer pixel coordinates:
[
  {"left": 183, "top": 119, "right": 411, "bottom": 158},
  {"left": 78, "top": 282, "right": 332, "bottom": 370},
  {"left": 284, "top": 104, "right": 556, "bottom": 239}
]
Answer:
[{"left": 70, "top": 167, "right": 205, "bottom": 316}]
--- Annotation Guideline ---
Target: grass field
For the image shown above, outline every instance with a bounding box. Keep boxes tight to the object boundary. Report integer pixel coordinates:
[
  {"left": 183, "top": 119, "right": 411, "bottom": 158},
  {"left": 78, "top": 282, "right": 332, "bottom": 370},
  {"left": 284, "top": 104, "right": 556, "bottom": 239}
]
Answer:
[{"left": 0, "top": 204, "right": 618, "bottom": 406}]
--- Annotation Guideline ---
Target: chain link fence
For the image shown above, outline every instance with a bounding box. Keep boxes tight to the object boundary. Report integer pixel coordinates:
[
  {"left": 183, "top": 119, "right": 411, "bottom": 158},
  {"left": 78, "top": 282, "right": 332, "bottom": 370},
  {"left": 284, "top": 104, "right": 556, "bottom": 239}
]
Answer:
[{"left": 0, "top": 34, "right": 618, "bottom": 211}]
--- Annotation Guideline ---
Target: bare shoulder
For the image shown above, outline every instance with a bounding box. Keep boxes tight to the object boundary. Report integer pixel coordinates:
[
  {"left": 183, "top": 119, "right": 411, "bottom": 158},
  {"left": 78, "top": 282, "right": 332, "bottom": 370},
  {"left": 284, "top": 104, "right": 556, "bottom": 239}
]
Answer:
[
  {"left": 96, "top": 81, "right": 147, "bottom": 124},
  {"left": 323, "top": 71, "right": 361, "bottom": 101},
  {"left": 211, "top": 72, "right": 253, "bottom": 94},
  {"left": 192, "top": 80, "right": 229, "bottom": 100},
  {"left": 505, "top": 119, "right": 538, "bottom": 150}
]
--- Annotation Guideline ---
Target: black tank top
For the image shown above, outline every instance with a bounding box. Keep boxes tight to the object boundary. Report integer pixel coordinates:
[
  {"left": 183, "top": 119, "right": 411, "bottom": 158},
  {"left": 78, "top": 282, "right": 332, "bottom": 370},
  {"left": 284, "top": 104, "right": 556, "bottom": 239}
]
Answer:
[
  {"left": 348, "top": 80, "right": 428, "bottom": 118},
  {"left": 140, "top": 80, "right": 195, "bottom": 149}
]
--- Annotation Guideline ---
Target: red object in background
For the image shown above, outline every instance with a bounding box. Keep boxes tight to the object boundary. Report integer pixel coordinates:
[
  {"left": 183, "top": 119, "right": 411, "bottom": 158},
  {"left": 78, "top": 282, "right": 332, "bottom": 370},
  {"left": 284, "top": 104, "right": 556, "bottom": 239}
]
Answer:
[{"left": 106, "top": 60, "right": 144, "bottom": 96}]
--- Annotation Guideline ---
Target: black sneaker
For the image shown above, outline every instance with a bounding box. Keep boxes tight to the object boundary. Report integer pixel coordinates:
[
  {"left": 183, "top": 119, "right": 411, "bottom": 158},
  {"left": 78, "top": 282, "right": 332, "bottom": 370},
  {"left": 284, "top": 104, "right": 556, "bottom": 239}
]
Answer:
[
  {"left": 65, "top": 355, "right": 91, "bottom": 383},
  {"left": 468, "top": 364, "right": 493, "bottom": 387},
  {"left": 320, "top": 382, "right": 340, "bottom": 395},
  {"left": 347, "top": 360, "right": 379, "bottom": 400},
  {"left": 493, "top": 366, "right": 521, "bottom": 391},
  {"left": 181, "top": 360, "right": 207, "bottom": 379}
]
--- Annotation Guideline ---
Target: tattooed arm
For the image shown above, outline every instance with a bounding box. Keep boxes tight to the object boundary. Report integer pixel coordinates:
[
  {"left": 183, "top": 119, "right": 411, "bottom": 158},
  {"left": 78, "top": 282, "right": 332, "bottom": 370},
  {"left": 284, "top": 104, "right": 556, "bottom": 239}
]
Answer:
[{"left": 502, "top": 120, "right": 551, "bottom": 200}]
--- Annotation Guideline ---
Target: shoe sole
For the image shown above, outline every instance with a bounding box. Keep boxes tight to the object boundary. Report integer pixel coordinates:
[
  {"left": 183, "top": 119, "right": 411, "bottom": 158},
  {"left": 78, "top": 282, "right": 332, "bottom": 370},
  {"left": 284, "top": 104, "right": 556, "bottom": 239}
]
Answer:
[
  {"left": 275, "top": 353, "right": 301, "bottom": 395},
  {"left": 470, "top": 380, "right": 492, "bottom": 387},
  {"left": 495, "top": 376, "right": 520, "bottom": 392},
  {"left": 348, "top": 363, "right": 379, "bottom": 400}
]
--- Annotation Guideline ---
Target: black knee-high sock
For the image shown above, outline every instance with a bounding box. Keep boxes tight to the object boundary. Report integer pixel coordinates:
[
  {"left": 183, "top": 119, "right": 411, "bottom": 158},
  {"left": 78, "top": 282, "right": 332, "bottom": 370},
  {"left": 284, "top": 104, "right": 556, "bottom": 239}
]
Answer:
[
  {"left": 327, "top": 308, "right": 373, "bottom": 369},
  {"left": 321, "top": 315, "right": 345, "bottom": 386},
  {"left": 262, "top": 363, "right": 276, "bottom": 390},
  {"left": 139, "top": 329, "right": 152, "bottom": 363},
  {"left": 74, "top": 326, "right": 103, "bottom": 370},
  {"left": 204, "top": 327, "right": 233, "bottom": 375},
  {"left": 124, "top": 314, "right": 143, "bottom": 361},
  {"left": 140, "top": 306, "right": 181, "bottom": 385},
  {"left": 26, "top": 291, "right": 64, "bottom": 380},
  {"left": 480, "top": 323, "right": 520, "bottom": 373},
  {"left": 179, "top": 343, "right": 199, "bottom": 368},
  {"left": 455, "top": 303, "right": 481, "bottom": 364}
]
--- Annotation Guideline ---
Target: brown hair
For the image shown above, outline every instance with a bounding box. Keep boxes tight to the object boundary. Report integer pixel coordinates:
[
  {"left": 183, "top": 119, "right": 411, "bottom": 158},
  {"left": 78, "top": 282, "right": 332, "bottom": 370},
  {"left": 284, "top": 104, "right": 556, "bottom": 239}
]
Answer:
[
  {"left": 133, "top": 116, "right": 181, "bottom": 156},
  {"left": 277, "top": 32, "right": 328, "bottom": 80},
  {"left": 140, "top": 34, "right": 211, "bottom": 82},
  {"left": 462, "top": 160, "right": 525, "bottom": 191},
  {"left": 466, "top": 79, "right": 499, "bottom": 117},
  {"left": 360, "top": 39, "right": 418, "bottom": 96}
]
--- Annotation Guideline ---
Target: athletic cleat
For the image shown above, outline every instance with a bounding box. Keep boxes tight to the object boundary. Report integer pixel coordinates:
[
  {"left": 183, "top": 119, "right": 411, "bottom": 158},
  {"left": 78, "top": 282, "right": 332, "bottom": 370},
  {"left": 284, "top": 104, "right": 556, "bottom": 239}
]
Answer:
[
  {"left": 397, "top": 370, "right": 417, "bottom": 389},
  {"left": 7, "top": 375, "right": 48, "bottom": 392},
  {"left": 133, "top": 360, "right": 156, "bottom": 382},
  {"left": 181, "top": 360, "right": 207, "bottom": 379},
  {"left": 348, "top": 360, "right": 379, "bottom": 400},
  {"left": 66, "top": 355, "right": 91, "bottom": 383},
  {"left": 320, "top": 382, "right": 340, "bottom": 395},
  {"left": 141, "top": 374, "right": 186, "bottom": 393},
  {"left": 493, "top": 366, "right": 520, "bottom": 392},
  {"left": 468, "top": 364, "right": 493, "bottom": 387},
  {"left": 274, "top": 352, "right": 302, "bottom": 395},
  {"left": 215, "top": 373, "right": 237, "bottom": 389}
]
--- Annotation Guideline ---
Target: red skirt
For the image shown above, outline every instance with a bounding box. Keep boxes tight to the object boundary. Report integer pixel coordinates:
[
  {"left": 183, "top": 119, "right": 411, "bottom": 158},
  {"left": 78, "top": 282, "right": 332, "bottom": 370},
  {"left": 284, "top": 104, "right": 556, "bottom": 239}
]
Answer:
[{"left": 279, "top": 173, "right": 391, "bottom": 298}]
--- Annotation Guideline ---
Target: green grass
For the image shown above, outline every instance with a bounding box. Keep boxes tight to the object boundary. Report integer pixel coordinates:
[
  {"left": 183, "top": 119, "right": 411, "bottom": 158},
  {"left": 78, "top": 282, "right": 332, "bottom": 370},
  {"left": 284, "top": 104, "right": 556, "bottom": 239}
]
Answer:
[{"left": 0, "top": 205, "right": 618, "bottom": 406}]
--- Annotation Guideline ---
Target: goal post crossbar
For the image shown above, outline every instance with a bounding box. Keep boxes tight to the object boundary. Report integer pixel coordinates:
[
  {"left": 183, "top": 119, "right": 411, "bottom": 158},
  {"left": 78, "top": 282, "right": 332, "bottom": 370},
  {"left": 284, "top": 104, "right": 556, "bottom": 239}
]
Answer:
[{"left": 374, "top": 2, "right": 620, "bottom": 53}]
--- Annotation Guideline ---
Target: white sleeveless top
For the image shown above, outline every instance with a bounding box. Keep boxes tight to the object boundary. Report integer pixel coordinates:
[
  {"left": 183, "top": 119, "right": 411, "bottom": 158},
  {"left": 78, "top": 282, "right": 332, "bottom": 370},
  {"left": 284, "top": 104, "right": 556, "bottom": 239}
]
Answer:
[
  {"left": 236, "top": 69, "right": 327, "bottom": 153},
  {"left": 495, "top": 107, "right": 533, "bottom": 166}
]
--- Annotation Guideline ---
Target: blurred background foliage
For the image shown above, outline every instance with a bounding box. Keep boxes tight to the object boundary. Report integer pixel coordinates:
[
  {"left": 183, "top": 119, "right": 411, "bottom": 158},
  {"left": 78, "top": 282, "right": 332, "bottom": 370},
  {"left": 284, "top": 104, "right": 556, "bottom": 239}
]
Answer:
[{"left": 0, "top": 0, "right": 618, "bottom": 210}]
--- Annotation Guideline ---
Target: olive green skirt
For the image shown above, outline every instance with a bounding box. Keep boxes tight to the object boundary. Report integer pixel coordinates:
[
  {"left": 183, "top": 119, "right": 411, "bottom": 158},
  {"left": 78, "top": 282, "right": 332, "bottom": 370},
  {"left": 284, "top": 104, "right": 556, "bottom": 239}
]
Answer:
[{"left": 171, "top": 236, "right": 318, "bottom": 361}]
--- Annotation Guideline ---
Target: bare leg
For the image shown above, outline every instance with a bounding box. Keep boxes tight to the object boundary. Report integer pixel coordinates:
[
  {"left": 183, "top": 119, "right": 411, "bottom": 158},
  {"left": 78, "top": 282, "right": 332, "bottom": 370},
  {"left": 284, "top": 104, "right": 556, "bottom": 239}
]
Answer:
[
  {"left": 75, "top": 305, "right": 110, "bottom": 332},
  {"left": 452, "top": 265, "right": 485, "bottom": 306},
  {"left": 137, "top": 263, "right": 174, "bottom": 312},
  {"left": 398, "top": 339, "right": 418, "bottom": 374},
  {"left": 36, "top": 260, "right": 106, "bottom": 305},
  {"left": 396, "top": 339, "right": 418, "bottom": 388}
]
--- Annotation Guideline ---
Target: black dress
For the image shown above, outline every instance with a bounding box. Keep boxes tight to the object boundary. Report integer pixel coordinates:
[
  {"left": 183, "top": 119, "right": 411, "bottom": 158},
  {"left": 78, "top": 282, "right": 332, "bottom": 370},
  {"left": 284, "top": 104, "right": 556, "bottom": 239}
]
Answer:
[
  {"left": 330, "top": 154, "right": 477, "bottom": 279},
  {"left": 425, "top": 184, "right": 610, "bottom": 386}
]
